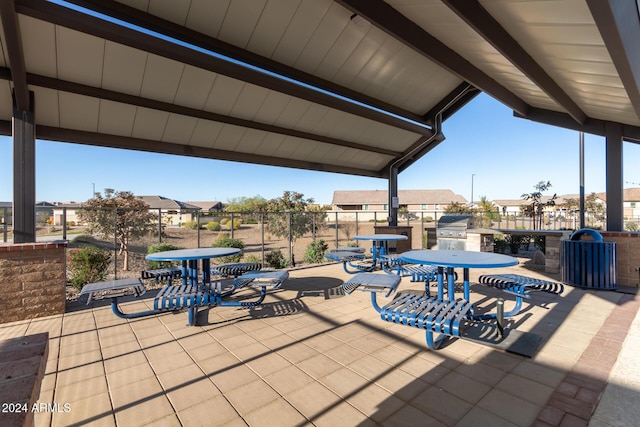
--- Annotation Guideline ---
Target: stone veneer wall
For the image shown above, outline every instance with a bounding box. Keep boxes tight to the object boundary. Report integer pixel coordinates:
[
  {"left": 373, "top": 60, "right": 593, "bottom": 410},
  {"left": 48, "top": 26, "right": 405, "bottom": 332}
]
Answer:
[
  {"left": 600, "top": 232, "right": 640, "bottom": 287},
  {"left": 0, "top": 242, "right": 67, "bottom": 324}
]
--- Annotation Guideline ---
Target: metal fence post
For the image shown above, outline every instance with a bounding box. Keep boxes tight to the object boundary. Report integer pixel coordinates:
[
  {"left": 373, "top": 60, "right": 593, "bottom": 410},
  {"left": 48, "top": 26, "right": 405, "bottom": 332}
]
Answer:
[
  {"left": 261, "top": 212, "right": 265, "bottom": 266},
  {"left": 231, "top": 212, "right": 235, "bottom": 239},
  {"left": 158, "top": 208, "right": 162, "bottom": 243},
  {"left": 196, "top": 210, "right": 201, "bottom": 247},
  {"left": 113, "top": 207, "right": 118, "bottom": 279},
  {"left": 335, "top": 212, "right": 339, "bottom": 248},
  {"left": 62, "top": 207, "right": 67, "bottom": 240}
]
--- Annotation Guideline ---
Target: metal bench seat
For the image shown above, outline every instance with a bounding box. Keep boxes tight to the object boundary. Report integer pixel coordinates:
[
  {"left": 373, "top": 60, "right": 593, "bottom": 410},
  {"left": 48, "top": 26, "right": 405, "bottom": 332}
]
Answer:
[
  {"left": 211, "top": 262, "right": 262, "bottom": 277},
  {"left": 380, "top": 293, "right": 473, "bottom": 349},
  {"left": 78, "top": 278, "right": 146, "bottom": 304},
  {"left": 476, "top": 274, "right": 564, "bottom": 319},
  {"left": 141, "top": 266, "right": 182, "bottom": 284},
  {"left": 342, "top": 272, "right": 401, "bottom": 296},
  {"left": 330, "top": 247, "right": 365, "bottom": 253},
  {"left": 325, "top": 251, "right": 373, "bottom": 273},
  {"left": 220, "top": 270, "right": 290, "bottom": 307}
]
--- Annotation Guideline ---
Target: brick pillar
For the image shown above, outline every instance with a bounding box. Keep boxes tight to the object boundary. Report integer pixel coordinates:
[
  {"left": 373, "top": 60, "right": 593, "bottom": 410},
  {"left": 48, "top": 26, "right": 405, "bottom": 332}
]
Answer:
[{"left": 0, "top": 242, "right": 67, "bottom": 323}]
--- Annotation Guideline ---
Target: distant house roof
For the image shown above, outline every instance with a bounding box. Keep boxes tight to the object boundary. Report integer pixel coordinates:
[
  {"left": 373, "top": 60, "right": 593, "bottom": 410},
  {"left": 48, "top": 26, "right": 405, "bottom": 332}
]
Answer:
[
  {"left": 185, "top": 201, "right": 224, "bottom": 211},
  {"left": 138, "top": 196, "right": 201, "bottom": 210},
  {"left": 332, "top": 190, "right": 467, "bottom": 205}
]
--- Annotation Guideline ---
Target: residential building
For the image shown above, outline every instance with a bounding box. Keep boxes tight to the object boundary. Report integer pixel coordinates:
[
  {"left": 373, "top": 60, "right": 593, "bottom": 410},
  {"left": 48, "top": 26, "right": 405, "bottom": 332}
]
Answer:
[
  {"left": 332, "top": 189, "right": 467, "bottom": 220},
  {"left": 50, "top": 196, "right": 202, "bottom": 226}
]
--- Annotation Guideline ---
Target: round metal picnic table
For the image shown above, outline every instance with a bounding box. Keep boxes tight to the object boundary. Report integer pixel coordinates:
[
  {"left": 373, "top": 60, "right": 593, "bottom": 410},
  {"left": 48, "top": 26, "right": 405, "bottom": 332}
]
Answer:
[
  {"left": 400, "top": 250, "right": 518, "bottom": 302},
  {"left": 353, "top": 234, "right": 408, "bottom": 269},
  {"left": 146, "top": 247, "right": 241, "bottom": 287}
]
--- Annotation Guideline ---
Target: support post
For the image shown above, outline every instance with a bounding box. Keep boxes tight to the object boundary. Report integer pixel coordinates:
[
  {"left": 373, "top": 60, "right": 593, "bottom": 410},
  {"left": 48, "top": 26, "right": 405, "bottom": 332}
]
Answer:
[
  {"left": 12, "top": 91, "right": 36, "bottom": 243},
  {"left": 389, "top": 166, "right": 399, "bottom": 226},
  {"left": 605, "top": 122, "right": 623, "bottom": 231}
]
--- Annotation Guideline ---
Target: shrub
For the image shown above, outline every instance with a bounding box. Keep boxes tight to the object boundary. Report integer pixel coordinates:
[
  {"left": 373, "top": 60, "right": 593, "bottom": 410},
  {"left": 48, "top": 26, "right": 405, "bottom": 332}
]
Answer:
[
  {"left": 206, "top": 221, "right": 221, "bottom": 231},
  {"left": 212, "top": 233, "right": 244, "bottom": 262},
  {"left": 232, "top": 219, "right": 242, "bottom": 230},
  {"left": 304, "top": 239, "right": 328, "bottom": 264},
  {"left": 147, "top": 243, "right": 181, "bottom": 269},
  {"left": 183, "top": 220, "right": 199, "bottom": 230},
  {"left": 68, "top": 247, "right": 111, "bottom": 290},
  {"left": 265, "top": 248, "right": 289, "bottom": 269},
  {"left": 243, "top": 254, "right": 262, "bottom": 265},
  {"left": 493, "top": 236, "right": 508, "bottom": 254},
  {"left": 71, "top": 234, "right": 99, "bottom": 244}
]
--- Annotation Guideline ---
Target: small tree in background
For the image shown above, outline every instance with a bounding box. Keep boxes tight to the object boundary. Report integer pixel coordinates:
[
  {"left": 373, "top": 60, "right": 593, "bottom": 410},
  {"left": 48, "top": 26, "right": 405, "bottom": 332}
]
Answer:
[
  {"left": 444, "top": 202, "right": 474, "bottom": 214},
  {"left": 265, "top": 191, "right": 328, "bottom": 264},
  {"left": 476, "top": 196, "right": 499, "bottom": 227},
  {"left": 78, "top": 189, "right": 156, "bottom": 271},
  {"left": 521, "top": 181, "right": 556, "bottom": 230}
]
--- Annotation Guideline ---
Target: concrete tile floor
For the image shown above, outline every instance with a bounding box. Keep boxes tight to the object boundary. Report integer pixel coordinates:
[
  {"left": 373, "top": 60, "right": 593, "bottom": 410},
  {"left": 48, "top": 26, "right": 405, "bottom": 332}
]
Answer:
[{"left": 0, "top": 262, "right": 638, "bottom": 427}]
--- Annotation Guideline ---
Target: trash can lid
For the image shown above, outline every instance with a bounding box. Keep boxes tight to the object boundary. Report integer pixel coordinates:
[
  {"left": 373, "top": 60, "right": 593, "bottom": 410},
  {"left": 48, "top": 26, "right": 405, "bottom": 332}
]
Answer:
[{"left": 569, "top": 228, "right": 604, "bottom": 242}]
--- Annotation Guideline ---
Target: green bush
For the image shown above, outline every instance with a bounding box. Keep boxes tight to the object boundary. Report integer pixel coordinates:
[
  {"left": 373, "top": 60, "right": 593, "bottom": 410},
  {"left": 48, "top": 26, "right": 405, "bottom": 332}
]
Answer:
[
  {"left": 183, "top": 220, "right": 199, "bottom": 230},
  {"left": 206, "top": 221, "right": 221, "bottom": 231},
  {"left": 71, "top": 234, "right": 99, "bottom": 244},
  {"left": 304, "top": 239, "right": 328, "bottom": 264},
  {"left": 211, "top": 233, "right": 244, "bottom": 262},
  {"left": 243, "top": 254, "right": 262, "bottom": 265},
  {"left": 232, "top": 219, "right": 242, "bottom": 230},
  {"left": 493, "top": 236, "right": 508, "bottom": 254},
  {"left": 68, "top": 247, "right": 111, "bottom": 290},
  {"left": 146, "top": 243, "right": 181, "bottom": 269},
  {"left": 265, "top": 248, "right": 289, "bottom": 269}
]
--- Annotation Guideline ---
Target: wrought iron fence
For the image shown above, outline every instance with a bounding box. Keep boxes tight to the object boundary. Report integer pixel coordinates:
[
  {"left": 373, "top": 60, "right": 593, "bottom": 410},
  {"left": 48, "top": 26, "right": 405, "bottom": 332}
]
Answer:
[{"left": 2, "top": 205, "right": 638, "bottom": 280}]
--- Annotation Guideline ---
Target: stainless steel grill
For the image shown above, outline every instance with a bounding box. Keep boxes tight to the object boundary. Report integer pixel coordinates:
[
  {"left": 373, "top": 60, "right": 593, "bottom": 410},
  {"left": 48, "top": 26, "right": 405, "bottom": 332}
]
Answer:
[
  {"left": 436, "top": 215, "right": 474, "bottom": 250},
  {"left": 436, "top": 215, "right": 474, "bottom": 239}
]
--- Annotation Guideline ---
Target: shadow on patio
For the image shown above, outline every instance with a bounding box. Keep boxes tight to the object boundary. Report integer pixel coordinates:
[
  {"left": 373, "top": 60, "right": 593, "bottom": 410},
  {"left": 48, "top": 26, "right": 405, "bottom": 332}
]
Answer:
[{"left": 0, "top": 262, "right": 637, "bottom": 426}]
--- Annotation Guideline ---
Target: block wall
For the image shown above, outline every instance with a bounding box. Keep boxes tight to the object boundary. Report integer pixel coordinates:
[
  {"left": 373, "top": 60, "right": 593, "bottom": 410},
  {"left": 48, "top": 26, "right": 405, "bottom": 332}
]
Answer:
[
  {"left": 600, "top": 232, "right": 640, "bottom": 287},
  {"left": 0, "top": 242, "right": 67, "bottom": 324}
]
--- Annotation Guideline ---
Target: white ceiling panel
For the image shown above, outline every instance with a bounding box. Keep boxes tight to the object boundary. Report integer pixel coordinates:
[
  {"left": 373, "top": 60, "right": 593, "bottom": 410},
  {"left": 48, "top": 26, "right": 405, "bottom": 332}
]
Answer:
[
  {"left": 173, "top": 65, "right": 217, "bottom": 110},
  {"left": 254, "top": 132, "right": 286, "bottom": 156},
  {"left": 246, "top": 0, "right": 302, "bottom": 57},
  {"left": 102, "top": 42, "right": 148, "bottom": 96},
  {"left": 18, "top": 16, "right": 56, "bottom": 77},
  {"left": 236, "top": 128, "right": 269, "bottom": 154},
  {"left": 211, "top": 124, "right": 246, "bottom": 151},
  {"left": 56, "top": 28, "right": 104, "bottom": 87},
  {"left": 97, "top": 100, "right": 136, "bottom": 137},
  {"left": 163, "top": 113, "right": 197, "bottom": 143},
  {"left": 271, "top": 0, "right": 333, "bottom": 65},
  {"left": 254, "top": 91, "right": 294, "bottom": 124},
  {"left": 190, "top": 119, "right": 224, "bottom": 149},
  {"left": 229, "top": 83, "right": 271, "bottom": 121},
  {"left": 272, "top": 97, "right": 312, "bottom": 128},
  {"left": 58, "top": 92, "right": 99, "bottom": 132},
  {"left": 131, "top": 107, "right": 169, "bottom": 141},
  {"left": 218, "top": 0, "right": 268, "bottom": 49},
  {"left": 31, "top": 87, "right": 59, "bottom": 127},
  {"left": 184, "top": 0, "right": 231, "bottom": 39},
  {"left": 139, "top": 54, "right": 184, "bottom": 103},
  {"left": 203, "top": 74, "right": 246, "bottom": 116},
  {"left": 147, "top": 0, "right": 191, "bottom": 26}
]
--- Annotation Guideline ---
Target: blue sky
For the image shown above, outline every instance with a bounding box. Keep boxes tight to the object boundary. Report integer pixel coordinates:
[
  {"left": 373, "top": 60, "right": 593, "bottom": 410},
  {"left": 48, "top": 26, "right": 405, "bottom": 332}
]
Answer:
[{"left": 1, "top": 92, "right": 638, "bottom": 206}]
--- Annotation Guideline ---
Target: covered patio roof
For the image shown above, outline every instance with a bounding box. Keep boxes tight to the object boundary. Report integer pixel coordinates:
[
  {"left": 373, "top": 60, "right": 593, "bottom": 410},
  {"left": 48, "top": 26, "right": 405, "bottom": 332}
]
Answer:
[{"left": 1, "top": 0, "right": 640, "bottom": 239}]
